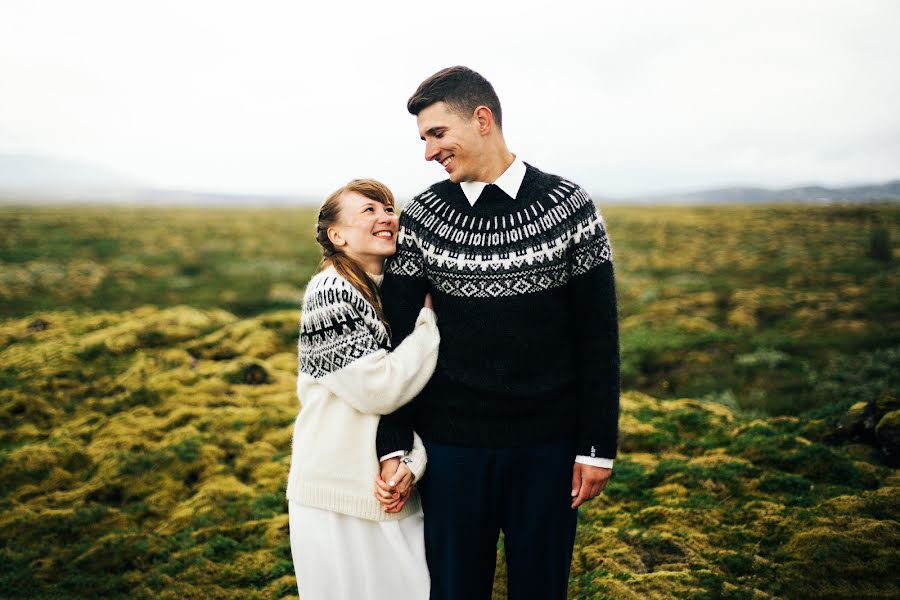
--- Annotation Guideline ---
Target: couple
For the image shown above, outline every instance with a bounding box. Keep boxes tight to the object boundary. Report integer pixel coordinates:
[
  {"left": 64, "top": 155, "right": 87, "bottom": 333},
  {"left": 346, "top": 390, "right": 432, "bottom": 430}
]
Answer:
[{"left": 285, "top": 66, "right": 621, "bottom": 599}]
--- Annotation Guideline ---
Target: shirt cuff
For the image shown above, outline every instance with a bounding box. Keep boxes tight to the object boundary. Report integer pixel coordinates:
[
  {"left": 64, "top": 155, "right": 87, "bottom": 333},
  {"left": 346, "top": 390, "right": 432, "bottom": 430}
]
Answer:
[
  {"left": 576, "top": 455, "right": 614, "bottom": 469},
  {"left": 379, "top": 450, "right": 406, "bottom": 462}
]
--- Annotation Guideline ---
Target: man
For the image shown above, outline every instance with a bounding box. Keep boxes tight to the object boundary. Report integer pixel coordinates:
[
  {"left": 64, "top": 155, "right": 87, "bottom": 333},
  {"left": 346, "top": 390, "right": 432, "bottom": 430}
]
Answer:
[{"left": 376, "top": 66, "right": 620, "bottom": 599}]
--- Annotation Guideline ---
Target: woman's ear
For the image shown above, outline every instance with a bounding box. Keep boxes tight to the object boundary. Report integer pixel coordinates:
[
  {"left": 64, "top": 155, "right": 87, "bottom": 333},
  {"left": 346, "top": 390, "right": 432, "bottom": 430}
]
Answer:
[{"left": 327, "top": 225, "right": 346, "bottom": 248}]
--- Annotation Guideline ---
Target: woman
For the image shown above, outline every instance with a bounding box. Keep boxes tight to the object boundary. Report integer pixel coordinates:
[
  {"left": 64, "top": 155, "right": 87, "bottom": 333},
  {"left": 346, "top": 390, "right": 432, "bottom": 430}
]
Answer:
[{"left": 285, "top": 178, "right": 437, "bottom": 599}]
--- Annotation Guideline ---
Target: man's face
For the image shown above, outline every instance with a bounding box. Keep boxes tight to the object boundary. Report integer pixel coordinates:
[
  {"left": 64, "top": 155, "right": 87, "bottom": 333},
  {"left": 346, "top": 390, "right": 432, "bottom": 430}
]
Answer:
[{"left": 416, "top": 101, "right": 485, "bottom": 183}]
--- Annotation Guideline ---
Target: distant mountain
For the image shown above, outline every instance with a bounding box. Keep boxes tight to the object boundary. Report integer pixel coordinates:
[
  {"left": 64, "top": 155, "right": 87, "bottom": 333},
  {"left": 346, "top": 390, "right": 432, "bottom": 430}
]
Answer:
[
  {"left": 0, "top": 154, "right": 141, "bottom": 196},
  {"left": 128, "top": 188, "right": 315, "bottom": 207},
  {"left": 1, "top": 153, "right": 897, "bottom": 206},
  {"left": 613, "top": 180, "right": 900, "bottom": 204},
  {"left": 0, "top": 154, "right": 313, "bottom": 206}
]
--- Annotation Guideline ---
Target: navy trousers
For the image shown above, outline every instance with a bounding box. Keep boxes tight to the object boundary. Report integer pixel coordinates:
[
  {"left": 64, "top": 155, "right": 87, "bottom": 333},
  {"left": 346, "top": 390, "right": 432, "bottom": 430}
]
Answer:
[{"left": 418, "top": 439, "right": 579, "bottom": 600}]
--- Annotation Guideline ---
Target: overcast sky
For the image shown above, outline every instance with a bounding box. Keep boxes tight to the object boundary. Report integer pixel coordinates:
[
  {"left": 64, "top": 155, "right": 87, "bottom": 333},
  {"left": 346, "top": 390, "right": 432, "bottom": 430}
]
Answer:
[{"left": 1, "top": 0, "right": 898, "bottom": 199}]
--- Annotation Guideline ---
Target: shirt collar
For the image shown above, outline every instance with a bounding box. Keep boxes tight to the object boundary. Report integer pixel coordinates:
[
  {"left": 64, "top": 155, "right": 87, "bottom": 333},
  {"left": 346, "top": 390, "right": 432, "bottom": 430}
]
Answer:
[{"left": 459, "top": 154, "right": 526, "bottom": 206}]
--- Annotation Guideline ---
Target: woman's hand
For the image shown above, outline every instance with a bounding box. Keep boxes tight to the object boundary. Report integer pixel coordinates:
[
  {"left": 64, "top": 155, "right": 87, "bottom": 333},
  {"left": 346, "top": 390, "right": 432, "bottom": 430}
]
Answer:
[
  {"left": 374, "top": 457, "right": 416, "bottom": 512},
  {"left": 424, "top": 292, "right": 433, "bottom": 309},
  {"left": 375, "top": 478, "right": 412, "bottom": 513}
]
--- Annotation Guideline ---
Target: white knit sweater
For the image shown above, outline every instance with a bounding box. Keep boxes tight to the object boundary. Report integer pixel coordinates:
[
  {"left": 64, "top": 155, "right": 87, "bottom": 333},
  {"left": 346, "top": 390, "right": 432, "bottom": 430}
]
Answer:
[{"left": 285, "top": 265, "right": 439, "bottom": 521}]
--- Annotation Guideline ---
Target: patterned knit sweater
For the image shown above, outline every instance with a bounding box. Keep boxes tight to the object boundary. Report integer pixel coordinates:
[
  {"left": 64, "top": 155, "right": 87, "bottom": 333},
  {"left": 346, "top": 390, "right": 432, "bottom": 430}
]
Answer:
[
  {"left": 286, "top": 265, "right": 440, "bottom": 521},
  {"left": 375, "top": 162, "right": 620, "bottom": 460}
]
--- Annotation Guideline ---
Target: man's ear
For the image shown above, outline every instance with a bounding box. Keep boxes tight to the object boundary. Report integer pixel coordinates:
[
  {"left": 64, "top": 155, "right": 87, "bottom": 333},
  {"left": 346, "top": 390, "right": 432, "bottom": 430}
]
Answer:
[
  {"left": 327, "top": 225, "right": 346, "bottom": 248},
  {"left": 473, "top": 105, "right": 495, "bottom": 136}
]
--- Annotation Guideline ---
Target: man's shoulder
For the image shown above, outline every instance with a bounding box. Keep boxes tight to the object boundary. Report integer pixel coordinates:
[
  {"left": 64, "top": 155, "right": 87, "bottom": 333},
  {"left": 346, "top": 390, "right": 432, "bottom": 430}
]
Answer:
[
  {"left": 405, "top": 178, "right": 457, "bottom": 207},
  {"left": 521, "top": 162, "right": 592, "bottom": 204},
  {"left": 523, "top": 161, "right": 564, "bottom": 184},
  {"left": 396, "top": 179, "right": 459, "bottom": 229}
]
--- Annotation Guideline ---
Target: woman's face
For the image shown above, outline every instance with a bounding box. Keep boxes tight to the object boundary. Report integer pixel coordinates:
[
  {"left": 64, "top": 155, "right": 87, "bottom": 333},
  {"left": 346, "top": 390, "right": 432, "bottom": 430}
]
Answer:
[{"left": 331, "top": 191, "right": 399, "bottom": 265}]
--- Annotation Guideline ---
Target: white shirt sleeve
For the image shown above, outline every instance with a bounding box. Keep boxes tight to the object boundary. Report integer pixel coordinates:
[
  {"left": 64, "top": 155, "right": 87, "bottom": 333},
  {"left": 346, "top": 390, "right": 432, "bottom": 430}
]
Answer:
[
  {"left": 379, "top": 450, "right": 406, "bottom": 462},
  {"left": 575, "top": 455, "right": 614, "bottom": 469},
  {"left": 378, "top": 434, "right": 427, "bottom": 483}
]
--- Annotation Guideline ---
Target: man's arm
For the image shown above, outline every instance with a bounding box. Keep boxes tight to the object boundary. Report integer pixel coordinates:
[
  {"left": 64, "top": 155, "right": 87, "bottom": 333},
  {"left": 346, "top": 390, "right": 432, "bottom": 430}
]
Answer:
[
  {"left": 375, "top": 209, "right": 431, "bottom": 458},
  {"left": 567, "top": 188, "right": 621, "bottom": 506}
]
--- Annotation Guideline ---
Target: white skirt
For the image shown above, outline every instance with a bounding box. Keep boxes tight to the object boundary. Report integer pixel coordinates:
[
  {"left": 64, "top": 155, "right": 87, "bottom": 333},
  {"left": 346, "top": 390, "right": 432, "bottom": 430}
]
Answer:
[{"left": 288, "top": 500, "right": 430, "bottom": 600}]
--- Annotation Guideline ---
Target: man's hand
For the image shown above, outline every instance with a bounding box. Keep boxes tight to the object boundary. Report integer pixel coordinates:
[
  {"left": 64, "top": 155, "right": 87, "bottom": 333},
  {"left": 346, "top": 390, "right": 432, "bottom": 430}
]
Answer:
[
  {"left": 374, "top": 457, "right": 415, "bottom": 513},
  {"left": 571, "top": 462, "right": 611, "bottom": 509}
]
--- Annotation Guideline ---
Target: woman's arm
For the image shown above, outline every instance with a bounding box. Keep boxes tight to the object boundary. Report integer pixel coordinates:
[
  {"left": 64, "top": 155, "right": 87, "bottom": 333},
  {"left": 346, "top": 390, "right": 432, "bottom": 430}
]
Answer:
[{"left": 316, "top": 305, "right": 439, "bottom": 415}]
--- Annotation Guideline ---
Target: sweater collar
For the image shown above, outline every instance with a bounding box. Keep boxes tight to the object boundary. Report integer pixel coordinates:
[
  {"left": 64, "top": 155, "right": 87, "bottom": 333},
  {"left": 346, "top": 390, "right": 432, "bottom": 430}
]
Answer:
[
  {"left": 321, "top": 263, "right": 384, "bottom": 288},
  {"left": 459, "top": 154, "right": 526, "bottom": 206},
  {"left": 366, "top": 271, "right": 384, "bottom": 288}
]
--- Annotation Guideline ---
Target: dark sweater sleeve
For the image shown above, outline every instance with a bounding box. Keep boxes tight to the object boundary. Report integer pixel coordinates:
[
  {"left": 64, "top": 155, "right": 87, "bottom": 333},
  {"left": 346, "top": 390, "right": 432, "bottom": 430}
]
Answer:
[
  {"left": 375, "top": 209, "right": 431, "bottom": 458},
  {"left": 567, "top": 191, "right": 621, "bottom": 458}
]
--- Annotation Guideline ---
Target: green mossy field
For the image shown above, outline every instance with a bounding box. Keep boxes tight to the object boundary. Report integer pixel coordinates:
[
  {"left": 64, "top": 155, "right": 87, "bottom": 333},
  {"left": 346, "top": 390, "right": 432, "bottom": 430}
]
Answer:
[{"left": 1, "top": 203, "right": 898, "bottom": 599}]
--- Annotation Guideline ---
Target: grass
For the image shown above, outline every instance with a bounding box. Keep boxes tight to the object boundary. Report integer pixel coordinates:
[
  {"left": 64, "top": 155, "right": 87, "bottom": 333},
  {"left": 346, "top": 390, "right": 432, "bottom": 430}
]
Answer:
[{"left": 0, "top": 202, "right": 898, "bottom": 598}]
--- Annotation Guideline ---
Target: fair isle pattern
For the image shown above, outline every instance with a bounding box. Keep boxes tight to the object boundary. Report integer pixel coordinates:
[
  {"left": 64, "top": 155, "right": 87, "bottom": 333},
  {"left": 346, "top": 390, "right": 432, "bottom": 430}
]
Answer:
[
  {"left": 298, "top": 271, "right": 388, "bottom": 379},
  {"left": 387, "top": 177, "right": 612, "bottom": 298}
]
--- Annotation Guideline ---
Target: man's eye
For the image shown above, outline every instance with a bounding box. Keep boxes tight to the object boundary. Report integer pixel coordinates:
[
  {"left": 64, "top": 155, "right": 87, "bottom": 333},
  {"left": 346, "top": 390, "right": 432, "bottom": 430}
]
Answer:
[{"left": 435, "top": 131, "right": 444, "bottom": 138}]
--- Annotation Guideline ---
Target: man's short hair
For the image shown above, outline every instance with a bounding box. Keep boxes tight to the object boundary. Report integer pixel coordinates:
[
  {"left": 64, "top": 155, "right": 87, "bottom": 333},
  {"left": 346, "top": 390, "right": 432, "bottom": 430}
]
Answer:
[{"left": 407, "top": 66, "right": 503, "bottom": 129}]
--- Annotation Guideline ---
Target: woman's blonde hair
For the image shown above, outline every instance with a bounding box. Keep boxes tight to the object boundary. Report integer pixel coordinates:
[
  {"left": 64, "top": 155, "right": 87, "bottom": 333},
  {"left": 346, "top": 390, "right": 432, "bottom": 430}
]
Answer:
[{"left": 315, "top": 179, "right": 395, "bottom": 332}]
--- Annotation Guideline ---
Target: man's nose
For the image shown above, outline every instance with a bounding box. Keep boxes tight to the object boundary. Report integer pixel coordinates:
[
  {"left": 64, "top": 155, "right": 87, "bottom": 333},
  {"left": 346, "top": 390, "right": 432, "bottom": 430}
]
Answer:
[{"left": 424, "top": 139, "right": 439, "bottom": 162}]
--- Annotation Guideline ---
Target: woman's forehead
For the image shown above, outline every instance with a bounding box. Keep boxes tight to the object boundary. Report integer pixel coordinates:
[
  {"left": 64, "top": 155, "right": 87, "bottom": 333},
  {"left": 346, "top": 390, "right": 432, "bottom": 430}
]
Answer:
[{"left": 341, "top": 190, "right": 390, "bottom": 209}]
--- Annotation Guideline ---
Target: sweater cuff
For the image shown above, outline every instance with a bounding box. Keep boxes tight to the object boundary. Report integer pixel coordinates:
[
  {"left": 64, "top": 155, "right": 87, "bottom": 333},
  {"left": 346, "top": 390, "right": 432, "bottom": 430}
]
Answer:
[
  {"left": 407, "top": 432, "right": 427, "bottom": 483},
  {"left": 576, "top": 436, "right": 618, "bottom": 461},
  {"left": 416, "top": 306, "right": 437, "bottom": 327}
]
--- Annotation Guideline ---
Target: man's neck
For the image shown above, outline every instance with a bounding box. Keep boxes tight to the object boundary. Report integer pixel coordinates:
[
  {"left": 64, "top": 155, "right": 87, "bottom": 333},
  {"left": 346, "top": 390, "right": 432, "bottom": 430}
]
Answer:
[{"left": 474, "top": 143, "right": 516, "bottom": 184}]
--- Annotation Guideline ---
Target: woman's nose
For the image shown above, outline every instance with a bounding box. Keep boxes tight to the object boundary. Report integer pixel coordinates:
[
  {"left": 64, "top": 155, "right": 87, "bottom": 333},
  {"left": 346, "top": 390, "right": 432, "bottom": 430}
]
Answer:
[{"left": 377, "top": 209, "right": 397, "bottom": 223}]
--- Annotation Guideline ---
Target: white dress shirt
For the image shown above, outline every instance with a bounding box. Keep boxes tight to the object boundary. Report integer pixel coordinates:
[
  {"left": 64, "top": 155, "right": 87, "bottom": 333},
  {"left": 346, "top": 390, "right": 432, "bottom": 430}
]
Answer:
[
  {"left": 381, "top": 155, "right": 614, "bottom": 470},
  {"left": 459, "top": 154, "right": 529, "bottom": 205}
]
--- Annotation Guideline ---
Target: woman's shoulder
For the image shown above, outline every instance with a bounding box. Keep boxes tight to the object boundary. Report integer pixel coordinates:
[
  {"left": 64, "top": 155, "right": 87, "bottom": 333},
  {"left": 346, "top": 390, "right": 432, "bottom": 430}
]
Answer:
[
  {"left": 300, "top": 266, "right": 382, "bottom": 332},
  {"left": 298, "top": 266, "right": 388, "bottom": 377},
  {"left": 304, "top": 264, "right": 343, "bottom": 292},
  {"left": 303, "top": 266, "right": 365, "bottom": 306}
]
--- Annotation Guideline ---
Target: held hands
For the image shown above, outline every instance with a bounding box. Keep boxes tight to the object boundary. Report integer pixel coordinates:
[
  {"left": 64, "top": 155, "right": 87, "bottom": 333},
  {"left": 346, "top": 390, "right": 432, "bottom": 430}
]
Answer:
[
  {"left": 571, "top": 463, "right": 612, "bottom": 509},
  {"left": 374, "top": 457, "right": 416, "bottom": 513}
]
